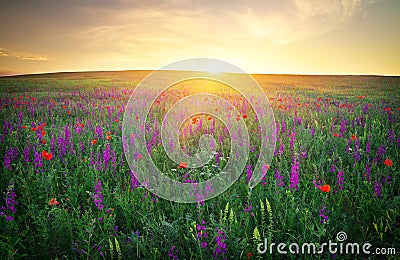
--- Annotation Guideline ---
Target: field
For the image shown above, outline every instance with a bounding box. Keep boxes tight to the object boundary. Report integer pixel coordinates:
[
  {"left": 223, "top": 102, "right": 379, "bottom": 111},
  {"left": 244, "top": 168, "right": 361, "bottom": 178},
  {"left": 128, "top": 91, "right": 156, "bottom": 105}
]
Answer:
[{"left": 0, "top": 71, "right": 399, "bottom": 259}]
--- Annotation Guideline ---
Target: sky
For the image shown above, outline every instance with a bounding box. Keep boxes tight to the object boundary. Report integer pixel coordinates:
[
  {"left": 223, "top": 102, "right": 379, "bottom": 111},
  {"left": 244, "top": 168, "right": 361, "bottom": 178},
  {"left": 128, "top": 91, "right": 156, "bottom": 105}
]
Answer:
[{"left": 0, "top": 0, "right": 399, "bottom": 76}]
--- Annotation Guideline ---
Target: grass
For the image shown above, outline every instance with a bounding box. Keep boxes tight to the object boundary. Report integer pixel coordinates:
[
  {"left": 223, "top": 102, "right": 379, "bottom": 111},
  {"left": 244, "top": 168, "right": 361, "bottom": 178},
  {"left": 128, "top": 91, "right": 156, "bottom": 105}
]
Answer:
[{"left": 0, "top": 72, "right": 399, "bottom": 259}]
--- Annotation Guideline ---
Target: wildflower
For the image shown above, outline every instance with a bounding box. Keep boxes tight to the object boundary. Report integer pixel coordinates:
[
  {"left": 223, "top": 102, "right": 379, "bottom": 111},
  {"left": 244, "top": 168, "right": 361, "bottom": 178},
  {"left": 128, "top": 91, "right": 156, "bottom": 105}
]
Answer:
[
  {"left": 320, "top": 185, "right": 330, "bottom": 193},
  {"left": 212, "top": 229, "right": 227, "bottom": 258},
  {"left": 178, "top": 162, "right": 188, "bottom": 169},
  {"left": 191, "top": 117, "right": 199, "bottom": 124},
  {"left": 22, "top": 125, "right": 27, "bottom": 129},
  {"left": 246, "top": 165, "right": 252, "bottom": 184},
  {"left": 351, "top": 135, "right": 357, "bottom": 141},
  {"left": 93, "top": 180, "right": 104, "bottom": 210},
  {"left": 333, "top": 133, "right": 339, "bottom": 137},
  {"left": 384, "top": 159, "right": 393, "bottom": 167},
  {"left": 48, "top": 198, "right": 59, "bottom": 206},
  {"left": 274, "top": 168, "right": 285, "bottom": 187},
  {"left": 373, "top": 181, "right": 382, "bottom": 198},
  {"left": 168, "top": 245, "right": 178, "bottom": 259},
  {"left": 41, "top": 150, "right": 53, "bottom": 160},
  {"left": 201, "top": 241, "right": 208, "bottom": 248},
  {"left": 336, "top": 171, "right": 345, "bottom": 191},
  {"left": 242, "top": 114, "right": 248, "bottom": 119},
  {"left": 91, "top": 139, "right": 98, "bottom": 145},
  {"left": 105, "top": 135, "right": 112, "bottom": 140},
  {"left": 289, "top": 156, "right": 300, "bottom": 190},
  {"left": 41, "top": 139, "right": 46, "bottom": 144},
  {"left": 319, "top": 206, "right": 329, "bottom": 223}
]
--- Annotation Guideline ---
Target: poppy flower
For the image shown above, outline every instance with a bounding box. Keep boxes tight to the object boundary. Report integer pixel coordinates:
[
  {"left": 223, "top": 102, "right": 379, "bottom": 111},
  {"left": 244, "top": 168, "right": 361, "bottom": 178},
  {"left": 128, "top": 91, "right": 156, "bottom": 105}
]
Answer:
[
  {"left": 106, "top": 131, "right": 111, "bottom": 135},
  {"left": 41, "top": 131, "right": 46, "bottom": 136},
  {"left": 41, "top": 139, "right": 46, "bottom": 144},
  {"left": 191, "top": 117, "right": 199, "bottom": 124},
  {"left": 333, "top": 133, "right": 339, "bottom": 137},
  {"left": 207, "top": 116, "right": 212, "bottom": 121},
  {"left": 22, "top": 125, "right": 27, "bottom": 129},
  {"left": 31, "top": 127, "right": 37, "bottom": 131},
  {"left": 105, "top": 135, "right": 112, "bottom": 140},
  {"left": 384, "top": 159, "right": 393, "bottom": 167},
  {"left": 320, "top": 185, "right": 330, "bottom": 193},
  {"left": 91, "top": 140, "right": 98, "bottom": 145},
  {"left": 178, "top": 162, "right": 188, "bottom": 169},
  {"left": 351, "top": 135, "right": 357, "bottom": 141},
  {"left": 48, "top": 198, "right": 59, "bottom": 206},
  {"left": 42, "top": 150, "right": 53, "bottom": 160},
  {"left": 242, "top": 114, "right": 248, "bottom": 119}
]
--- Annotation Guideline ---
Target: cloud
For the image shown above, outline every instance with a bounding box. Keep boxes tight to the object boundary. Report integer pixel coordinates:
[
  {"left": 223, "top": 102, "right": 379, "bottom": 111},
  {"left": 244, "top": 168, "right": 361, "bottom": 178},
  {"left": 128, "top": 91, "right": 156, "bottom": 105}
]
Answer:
[
  {"left": 0, "top": 47, "right": 47, "bottom": 61},
  {"left": 229, "top": 0, "right": 380, "bottom": 45}
]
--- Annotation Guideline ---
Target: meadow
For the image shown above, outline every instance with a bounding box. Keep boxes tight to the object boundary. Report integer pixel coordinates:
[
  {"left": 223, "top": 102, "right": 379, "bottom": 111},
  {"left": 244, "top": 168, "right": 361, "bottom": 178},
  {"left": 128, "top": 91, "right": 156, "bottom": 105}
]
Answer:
[{"left": 0, "top": 71, "right": 399, "bottom": 259}]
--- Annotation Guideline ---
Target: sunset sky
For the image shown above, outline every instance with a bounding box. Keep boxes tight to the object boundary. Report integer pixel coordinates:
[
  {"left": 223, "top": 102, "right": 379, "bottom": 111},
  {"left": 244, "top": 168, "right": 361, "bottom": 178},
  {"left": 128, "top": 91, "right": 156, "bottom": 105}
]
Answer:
[{"left": 0, "top": 0, "right": 399, "bottom": 76}]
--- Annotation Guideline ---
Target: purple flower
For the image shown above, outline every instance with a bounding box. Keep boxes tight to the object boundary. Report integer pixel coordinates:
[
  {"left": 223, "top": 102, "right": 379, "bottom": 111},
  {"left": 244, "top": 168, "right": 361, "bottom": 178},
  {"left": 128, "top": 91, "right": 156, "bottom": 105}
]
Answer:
[
  {"left": 243, "top": 203, "right": 253, "bottom": 214},
  {"left": 212, "top": 229, "right": 227, "bottom": 258},
  {"left": 246, "top": 165, "right": 252, "bottom": 184},
  {"left": 319, "top": 206, "right": 329, "bottom": 224},
  {"left": 1, "top": 184, "right": 17, "bottom": 222},
  {"left": 373, "top": 181, "right": 382, "bottom": 198},
  {"left": 103, "top": 144, "right": 111, "bottom": 168},
  {"left": 336, "top": 170, "right": 345, "bottom": 191},
  {"left": 289, "top": 156, "right": 300, "bottom": 190},
  {"left": 274, "top": 169, "right": 285, "bottom": 187},
  {"left": 168, "top": 245, "right": 178, "bottom": 259},
  {"left": 93, "top": 180, "right": 104, "bottom": 210},
  {"left": 130, "top": 171, "right": 140, "bottom": 191}
]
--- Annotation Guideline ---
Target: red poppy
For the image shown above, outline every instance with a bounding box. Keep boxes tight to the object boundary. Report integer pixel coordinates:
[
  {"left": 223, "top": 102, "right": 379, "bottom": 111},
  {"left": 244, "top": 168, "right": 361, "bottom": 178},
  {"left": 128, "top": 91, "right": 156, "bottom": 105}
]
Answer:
[
  {"left": 384, "top": 159, "right": 393, "bottom": 167},
  {"left": 236, "top": 117, "right": 241, "bottom": 121},
  {"left": 191, "top": 117, "right": 199, "bottom": 124},
  {"left": 178, "top": 162, "right": 188, "bottom": 169},
  {"left": 106, "top": 131, "right": 111, "bottom": 135},
  {"left": 41, "top": 131, "right": 46, "bottom": 136},
  {"left": 333, "top": 133, "right": 339, "bottom": 137},
  {"left": 105, "top": 135, "right": 112, "bottom": 140},
  {"left": 48, "top": 198, "right": 59, "bottom": 206},
  {"left": 42, "top": 150, "right": 53, "bottom": 160},
  {"left": 31, "top": 127, "right": 37, "bottom": 131},
  {"left": 242, "top": 114, "right": 248, "bottom": 119},
  {"left": 41, "top": 139, "right": 46, "bottom": 144},
  {"left": 91, "top": 140, "right": 98, "bottom": 145},
  {"left": 247, "top": 252, "right": 252, "bottom": 259},
  {"left": 207, "top": 116, "right": 212, "bottom": 120},
  {"left": 22, "top": 125, "right": 27, "bottom": 129},
  {"left": 351, "top": 135, "right": 357, "bottom": 141},
  {"left": 385, "top": 107, "right": 391, "bottom": 111},
  {"left": 67, "top": 111, "right": 70, "bottom": 115},
  {"left": 320, "top": 185, "right": 330, "bottom": 193}
]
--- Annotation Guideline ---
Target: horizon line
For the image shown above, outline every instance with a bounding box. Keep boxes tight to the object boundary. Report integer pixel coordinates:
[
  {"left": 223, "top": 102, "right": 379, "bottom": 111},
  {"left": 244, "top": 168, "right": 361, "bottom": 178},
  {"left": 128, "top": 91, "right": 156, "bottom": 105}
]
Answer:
[{"left": 1, "top": 69, "right": 399, "bottom": 78}]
